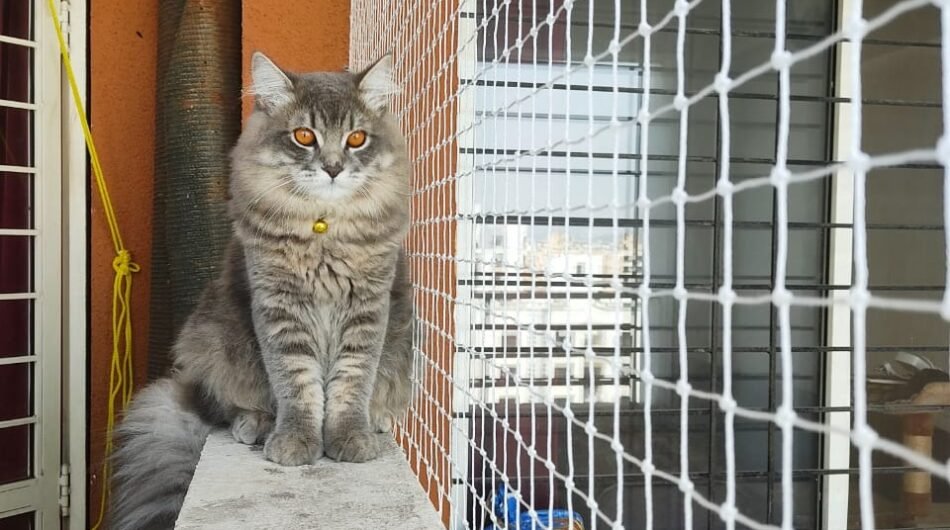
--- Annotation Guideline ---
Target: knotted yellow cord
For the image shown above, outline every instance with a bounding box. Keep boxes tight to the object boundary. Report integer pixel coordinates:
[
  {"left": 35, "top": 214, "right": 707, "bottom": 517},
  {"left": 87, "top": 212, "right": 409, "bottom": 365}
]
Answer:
[{"left": 45, "top": 2, "right": 141, "bottom": 528}]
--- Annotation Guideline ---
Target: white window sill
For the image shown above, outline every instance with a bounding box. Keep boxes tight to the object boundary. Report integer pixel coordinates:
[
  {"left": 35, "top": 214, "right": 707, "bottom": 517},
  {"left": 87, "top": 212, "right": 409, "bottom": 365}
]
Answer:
[{"left": 176, "top": 431, "right": 443, "bottom": 529}]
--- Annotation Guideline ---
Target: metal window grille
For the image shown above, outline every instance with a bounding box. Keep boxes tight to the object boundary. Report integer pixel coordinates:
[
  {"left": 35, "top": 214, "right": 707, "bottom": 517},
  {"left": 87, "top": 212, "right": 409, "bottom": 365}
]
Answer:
[{"left": 351, "top": 0, "right": 950, "bottom": 528}]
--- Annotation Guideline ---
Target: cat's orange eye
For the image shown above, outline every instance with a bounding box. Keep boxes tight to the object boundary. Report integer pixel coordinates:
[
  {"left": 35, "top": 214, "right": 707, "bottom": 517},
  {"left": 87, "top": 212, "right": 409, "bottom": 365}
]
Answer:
[
  {"left": 292, "top": 127, "right": 317, "bottom": 147},
  {"left": 346, "top": 130, "right": 367, "bottom": 149}
]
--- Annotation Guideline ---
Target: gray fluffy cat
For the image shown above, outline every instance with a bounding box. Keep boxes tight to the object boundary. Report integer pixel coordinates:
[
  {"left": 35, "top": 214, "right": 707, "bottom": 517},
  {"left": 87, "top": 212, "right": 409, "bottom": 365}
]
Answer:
[{"left": 109, "top": 52, "right": 414, "bottom": 529}]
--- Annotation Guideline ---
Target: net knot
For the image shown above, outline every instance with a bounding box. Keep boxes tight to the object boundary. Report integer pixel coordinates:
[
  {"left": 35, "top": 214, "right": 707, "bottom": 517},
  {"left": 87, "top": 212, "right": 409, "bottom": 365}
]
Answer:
[
  {"left": 716, "top": 179, "right": 735, "bottom": 196},
  {"left": 671, "top": 188, "right": 688, "bottom": 205},
  {"left": 608, "top": 39, "right": 622, "bottom": 56},
  {"left": 674, "top": 94, "right": 689, "bottom": 111},
  {"left": 941, "top": 292, "right": 950, "bottom": 321},
  {"left": 718, "top": 395, "right": 737, "bottom": 413},
  {"left": 112, "top": 250, "right": 140, "bottom": 276},
  {"left": 850, "top": 287, "right": 870, "bottom": 308},
  {"left": 772, "top": 287, "right": 792, "bottom": 306},
  {"left": 775, "top": 405, "right": 797, "bottom": 427},
  {"left": 849, "top": 150, "right": 871, "bottom": 174},
  {"left": 674, "top": 0, "right": 690, "bottom": 17},
  {"left": 770, "top": 166, "right": 791, "bottom": 186},
  {"left": 641, "top": 461, "right": 655, "bottom": 476},
  {"left": 937, "top": 136, "right": 950, "bottom": 166},
  {"left": 675, "top": 379, "right": 692, "bottom": 397},
  {"left": 637, "top": 108, "right": 651, "bottom": 124},
  {"left": 714, "top": 73, "right": 732, "bottom": 94},
  {"left": 719, "top": 503, "right": 738, "bottom": 522},
  {"left": 770, "top": 50, "right": 792, "bottom": 71},
  {"left": 641, "top": 371, "right": 655, "bottom": 385},
  {"left": 679, "top": 479, "right": 695, "bottom": 494},
  {"left": 852, "top": 425, "right": 879, "bottom": 449},
  {"left": 844, "top": 15, "right": 867, "bottom": 41},
  {"left": 638, "top": 284, "right": 652, "bottom": 299},
  {"left": 561, "top": 337, "right": 573, "bottom": 352},
  {"left": 718, "top": 287, "right": 737, "bottom": 305}
]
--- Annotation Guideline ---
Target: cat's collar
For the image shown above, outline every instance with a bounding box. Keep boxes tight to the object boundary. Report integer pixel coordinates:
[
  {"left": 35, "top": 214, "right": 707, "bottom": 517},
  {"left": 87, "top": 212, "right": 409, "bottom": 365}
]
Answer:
[{"left": 312, "top": 218, "right": 329, "bottom": 234}]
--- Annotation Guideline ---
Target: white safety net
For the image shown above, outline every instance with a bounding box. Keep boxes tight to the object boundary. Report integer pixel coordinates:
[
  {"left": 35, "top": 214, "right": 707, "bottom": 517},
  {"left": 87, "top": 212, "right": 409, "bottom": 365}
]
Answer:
[{"left": 351, "top": 0, "right": 950, "bottom": 528}]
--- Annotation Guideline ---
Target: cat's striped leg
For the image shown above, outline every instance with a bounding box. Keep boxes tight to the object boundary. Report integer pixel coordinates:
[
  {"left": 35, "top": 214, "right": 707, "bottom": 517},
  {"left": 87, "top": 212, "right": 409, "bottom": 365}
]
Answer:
[
  {"left": 261, "top": 348, "right": 325, "bottom": 465},
  {"left": 324, "top": 302, "right": 388, "bottom": 463},
  {"left": 253, "top": 294, "right": 326, "bottom": 466}
]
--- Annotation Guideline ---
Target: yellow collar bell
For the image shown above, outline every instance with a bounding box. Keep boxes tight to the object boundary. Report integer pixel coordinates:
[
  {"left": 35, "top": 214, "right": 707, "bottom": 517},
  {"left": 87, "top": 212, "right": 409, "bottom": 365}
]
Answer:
[{"left": 312, "top": 219, "right": 329, "bottom": 234}]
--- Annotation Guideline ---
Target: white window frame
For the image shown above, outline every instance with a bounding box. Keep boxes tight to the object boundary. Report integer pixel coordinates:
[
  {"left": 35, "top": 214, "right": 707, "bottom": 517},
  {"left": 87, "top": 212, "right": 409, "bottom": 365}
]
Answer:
[
  {"left": 62, "top": 0, "right": 89, "bottom": 527},
  {"left": 450, "top": 3, "right": 477, "bottom": 527},
  {"left": 0, "top": 1, "right": 87, "bottom": 527},
  {"left": 0, "top": 0, "right": 63, "bottom": 526},
  {"left": 821, "top": 0, "right": 856, "bottom": 527}
]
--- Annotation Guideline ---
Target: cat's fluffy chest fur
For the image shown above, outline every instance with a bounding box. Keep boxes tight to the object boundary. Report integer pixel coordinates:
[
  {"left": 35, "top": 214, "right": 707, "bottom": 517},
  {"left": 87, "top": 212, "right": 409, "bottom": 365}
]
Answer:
[
  {"left": 239, "top": 218, "right": 400, "bottom": 298},
  {"left": 246, "top": 228, "right": 400, "bottom": 358}
]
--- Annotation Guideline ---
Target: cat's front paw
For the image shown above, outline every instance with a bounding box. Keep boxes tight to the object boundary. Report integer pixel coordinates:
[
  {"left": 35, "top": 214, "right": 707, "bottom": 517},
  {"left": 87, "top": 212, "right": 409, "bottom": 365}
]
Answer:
[
  {"left": 325, "top": 430, "right": 384, "bottom": 463},
  {"left": 263, "top": 429, "right": 322, "bottom": 466},
  {"left": 231, "top": 410, "right": 274, "bottom": 445}
]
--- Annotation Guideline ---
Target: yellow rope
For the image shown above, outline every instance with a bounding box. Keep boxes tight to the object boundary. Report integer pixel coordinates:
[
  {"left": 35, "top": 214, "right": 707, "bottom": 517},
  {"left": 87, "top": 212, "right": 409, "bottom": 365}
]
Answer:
[{"left": 45, "top": 2, "right": 140, "bottom": 528}]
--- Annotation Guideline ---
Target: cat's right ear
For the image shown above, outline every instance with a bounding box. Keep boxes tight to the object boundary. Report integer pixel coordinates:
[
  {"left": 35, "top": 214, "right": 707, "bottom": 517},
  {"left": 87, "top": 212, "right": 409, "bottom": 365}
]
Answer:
[
  {"left": 358, "top": 54, "right": 397, "bottom": 113},
  {"left": 250, "top": 52, "right": 293, "bottom": 113}
]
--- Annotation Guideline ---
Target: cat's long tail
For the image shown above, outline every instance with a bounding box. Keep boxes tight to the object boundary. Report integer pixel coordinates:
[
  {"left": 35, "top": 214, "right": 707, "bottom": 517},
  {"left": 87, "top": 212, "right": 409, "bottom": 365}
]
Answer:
[{"left": 109, "top": 378, "right": 213, "bottom": 530}]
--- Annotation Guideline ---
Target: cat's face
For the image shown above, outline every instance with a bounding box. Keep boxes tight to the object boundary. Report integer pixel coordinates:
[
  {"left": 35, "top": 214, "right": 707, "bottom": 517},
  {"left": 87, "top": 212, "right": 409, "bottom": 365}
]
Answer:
[{"left": 235, "top": 53, "right": 404, "bottom": 210}]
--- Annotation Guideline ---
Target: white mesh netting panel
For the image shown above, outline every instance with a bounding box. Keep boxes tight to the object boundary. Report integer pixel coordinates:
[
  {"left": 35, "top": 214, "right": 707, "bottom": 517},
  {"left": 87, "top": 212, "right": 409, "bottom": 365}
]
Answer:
[{"left": 351, "top": 0, "right": 950, "bottom": 528}]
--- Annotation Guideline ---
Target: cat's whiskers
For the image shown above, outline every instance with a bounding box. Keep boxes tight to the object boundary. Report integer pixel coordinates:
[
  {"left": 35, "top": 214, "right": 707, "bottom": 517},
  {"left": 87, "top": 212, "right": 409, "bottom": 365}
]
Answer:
[{"left": 240, "top": 176, "right": 296, "bottom": 224}]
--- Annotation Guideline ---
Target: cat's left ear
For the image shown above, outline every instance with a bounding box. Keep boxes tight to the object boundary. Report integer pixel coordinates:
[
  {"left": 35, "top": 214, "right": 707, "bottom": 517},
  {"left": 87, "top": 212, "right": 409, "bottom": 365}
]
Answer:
[{"left": 358, "top": 54, "right": 398, "bottom": 113}]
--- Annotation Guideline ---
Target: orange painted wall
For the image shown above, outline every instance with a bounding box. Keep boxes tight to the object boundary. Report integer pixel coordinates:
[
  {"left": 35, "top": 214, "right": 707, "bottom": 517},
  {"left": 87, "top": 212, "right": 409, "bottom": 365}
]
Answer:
[
  {"left": 88, "top": 0, "right": 158, "bottom": 524},
  {"left": 242, "top": 1, "right": 351, "bottom": 119}
]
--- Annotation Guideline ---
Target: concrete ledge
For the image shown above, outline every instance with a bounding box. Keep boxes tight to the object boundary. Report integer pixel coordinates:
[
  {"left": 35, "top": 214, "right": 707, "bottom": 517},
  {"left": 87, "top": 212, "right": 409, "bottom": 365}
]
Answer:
[{"left": 176, "top": 431, "right": 443, "bottom": 529}]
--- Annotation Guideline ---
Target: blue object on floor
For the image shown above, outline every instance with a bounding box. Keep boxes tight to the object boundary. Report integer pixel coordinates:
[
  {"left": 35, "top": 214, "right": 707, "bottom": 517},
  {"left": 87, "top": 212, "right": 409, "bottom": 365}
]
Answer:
[{"left": 484, "top": 485, "right": 585, "bottom": 529}]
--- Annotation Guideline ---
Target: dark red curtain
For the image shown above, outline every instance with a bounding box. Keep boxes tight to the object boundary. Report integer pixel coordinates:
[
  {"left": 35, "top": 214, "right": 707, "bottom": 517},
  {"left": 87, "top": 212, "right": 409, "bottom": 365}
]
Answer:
[{"left": 0, "top": 0, "right": 34, "bottom": 494}]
